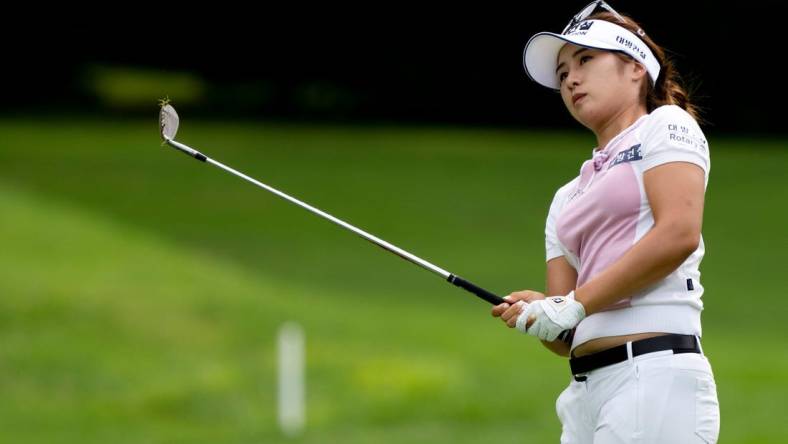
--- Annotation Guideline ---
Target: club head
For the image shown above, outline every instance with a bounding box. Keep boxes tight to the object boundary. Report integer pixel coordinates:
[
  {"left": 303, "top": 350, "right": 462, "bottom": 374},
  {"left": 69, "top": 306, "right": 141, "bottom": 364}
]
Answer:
[{"left": 159, "top": 100, "right": 180, "bottom": 141}]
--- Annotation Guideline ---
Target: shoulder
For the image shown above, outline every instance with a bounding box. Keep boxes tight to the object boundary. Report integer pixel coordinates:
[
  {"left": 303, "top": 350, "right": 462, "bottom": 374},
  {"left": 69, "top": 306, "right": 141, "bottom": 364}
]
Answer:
[
  {"left": 650, "top": 104, "right": 693, "bottom": 120},
  {"left": 640, "top": 105, "right": 708, "bottom": 153},
  {"left": 637, "top": 105, "right": 710, "bottom": 174},
  {"left": 640, "top": 105, "right": 706, "bottom": 141}
]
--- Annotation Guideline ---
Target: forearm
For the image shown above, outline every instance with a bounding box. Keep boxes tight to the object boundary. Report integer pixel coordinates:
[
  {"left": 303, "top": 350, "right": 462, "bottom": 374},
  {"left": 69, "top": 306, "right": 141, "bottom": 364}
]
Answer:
[
  {"left": 541, "top": 338, "right": 570, "bottom": 357},
  {"left": 574, "top": 224, "right": 698, "bottom": 315}
]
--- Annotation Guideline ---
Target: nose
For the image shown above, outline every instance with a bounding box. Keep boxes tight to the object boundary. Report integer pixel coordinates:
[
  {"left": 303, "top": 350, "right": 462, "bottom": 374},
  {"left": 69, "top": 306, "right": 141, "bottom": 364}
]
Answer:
[{"left": 566, "top": 70, "right": 581, "bottom": 90}]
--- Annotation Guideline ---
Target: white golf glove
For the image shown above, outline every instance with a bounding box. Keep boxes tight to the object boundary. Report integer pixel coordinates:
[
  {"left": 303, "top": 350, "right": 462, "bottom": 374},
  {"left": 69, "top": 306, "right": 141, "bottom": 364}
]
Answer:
[{"left": 515, "top": 291, "right": 586, "bottom": 341}]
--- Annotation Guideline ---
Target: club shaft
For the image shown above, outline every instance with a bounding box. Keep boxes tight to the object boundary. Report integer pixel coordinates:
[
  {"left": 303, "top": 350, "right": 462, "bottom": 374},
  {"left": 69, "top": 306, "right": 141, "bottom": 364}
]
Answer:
[
  {"left": 167, "top": 138, "right": 451, "bottom": 278},
  {"left": 212, "top": 158, "right": 455, "bottom": 276},
  {"left": 164, "top": 137, "right": 572, "bottom": 341}
]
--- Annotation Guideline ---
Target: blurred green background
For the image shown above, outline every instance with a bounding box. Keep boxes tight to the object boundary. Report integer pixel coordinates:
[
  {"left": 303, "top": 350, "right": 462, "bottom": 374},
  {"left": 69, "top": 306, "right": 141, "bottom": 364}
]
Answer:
[{"left": 1, "top": 116, "right": 786, "bottom": 443}]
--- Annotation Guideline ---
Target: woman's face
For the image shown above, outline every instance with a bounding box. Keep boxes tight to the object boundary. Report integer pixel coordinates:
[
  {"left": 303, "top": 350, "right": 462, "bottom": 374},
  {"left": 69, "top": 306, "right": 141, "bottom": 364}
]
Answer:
[{"left": 556, "top": 43, "right": 644, "bottom": 131}]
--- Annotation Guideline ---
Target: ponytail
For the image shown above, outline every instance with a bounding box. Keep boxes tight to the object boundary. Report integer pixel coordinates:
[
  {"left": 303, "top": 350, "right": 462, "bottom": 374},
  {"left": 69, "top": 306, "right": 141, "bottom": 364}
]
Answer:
[{"left": 588, "top": 11, "right": 703, "bottom": 123}]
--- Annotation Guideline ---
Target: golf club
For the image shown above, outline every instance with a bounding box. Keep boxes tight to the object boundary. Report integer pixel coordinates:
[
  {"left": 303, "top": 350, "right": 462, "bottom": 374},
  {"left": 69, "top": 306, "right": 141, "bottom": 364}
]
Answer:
[{"left": 158, "top": 101, "right": 570, "bottom": 342}]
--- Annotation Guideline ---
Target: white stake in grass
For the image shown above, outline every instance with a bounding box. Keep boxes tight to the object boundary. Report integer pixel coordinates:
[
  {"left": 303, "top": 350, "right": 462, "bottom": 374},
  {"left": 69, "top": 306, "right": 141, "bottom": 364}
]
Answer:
[{"left": 277, "top": 322, "right": 305, "bottom": 437}]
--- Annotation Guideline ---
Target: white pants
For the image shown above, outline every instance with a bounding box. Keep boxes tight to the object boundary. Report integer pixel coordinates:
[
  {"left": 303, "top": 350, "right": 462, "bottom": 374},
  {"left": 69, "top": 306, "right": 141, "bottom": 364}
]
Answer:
[{"left": 557, "top": 345, "right": 720, "bottom": 443}]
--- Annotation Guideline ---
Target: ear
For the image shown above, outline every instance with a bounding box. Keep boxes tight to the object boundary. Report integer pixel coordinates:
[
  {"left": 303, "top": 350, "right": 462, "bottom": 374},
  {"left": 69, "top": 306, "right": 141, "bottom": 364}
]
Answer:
[{"left": 631, "top": 62, "right": 648, "bottom": 83}]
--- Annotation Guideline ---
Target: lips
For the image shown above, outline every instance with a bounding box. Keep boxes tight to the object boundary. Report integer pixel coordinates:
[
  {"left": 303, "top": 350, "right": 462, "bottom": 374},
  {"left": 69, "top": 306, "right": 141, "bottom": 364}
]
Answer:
[{"left": 572, "top": 93, "right": 587, "bottom": 105}]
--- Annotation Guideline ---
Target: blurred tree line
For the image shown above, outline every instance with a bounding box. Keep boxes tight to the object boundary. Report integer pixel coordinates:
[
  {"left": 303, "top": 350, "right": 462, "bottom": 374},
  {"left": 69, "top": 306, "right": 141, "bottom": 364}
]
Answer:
[{"left": 1, "top": 1, "right": 781, "bottom": 135}]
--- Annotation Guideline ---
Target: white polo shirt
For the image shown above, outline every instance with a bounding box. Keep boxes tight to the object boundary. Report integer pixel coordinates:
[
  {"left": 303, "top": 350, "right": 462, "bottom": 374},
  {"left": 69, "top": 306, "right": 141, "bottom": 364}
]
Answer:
[{"left": 544, "top": 105, "right": 711, "bottom": 350}]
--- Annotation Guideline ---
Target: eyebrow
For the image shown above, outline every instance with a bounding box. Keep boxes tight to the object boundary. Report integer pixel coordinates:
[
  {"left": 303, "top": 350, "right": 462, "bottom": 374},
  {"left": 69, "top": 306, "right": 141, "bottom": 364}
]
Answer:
[{"left": 555, "top": 48, "right": 590, "bottom": 74}]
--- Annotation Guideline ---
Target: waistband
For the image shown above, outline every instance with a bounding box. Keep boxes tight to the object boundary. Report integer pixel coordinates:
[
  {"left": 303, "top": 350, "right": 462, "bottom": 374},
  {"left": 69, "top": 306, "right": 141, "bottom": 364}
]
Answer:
[{"left": 569, "top": 334, "right": 700, "bottom": 381}]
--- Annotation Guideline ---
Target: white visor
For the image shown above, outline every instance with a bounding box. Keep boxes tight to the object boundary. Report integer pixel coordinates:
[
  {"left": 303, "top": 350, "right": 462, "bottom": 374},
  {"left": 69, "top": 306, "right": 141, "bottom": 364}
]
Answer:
[{"left": 523, "top": 19, "right": 660, "bottom": 90}]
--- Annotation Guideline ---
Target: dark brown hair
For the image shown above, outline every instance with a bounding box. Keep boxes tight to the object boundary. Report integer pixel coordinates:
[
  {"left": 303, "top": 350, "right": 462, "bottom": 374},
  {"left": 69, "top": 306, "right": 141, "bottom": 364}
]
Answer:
[{"left": 587, "top": 11, "right": 702, "bottom": 122}]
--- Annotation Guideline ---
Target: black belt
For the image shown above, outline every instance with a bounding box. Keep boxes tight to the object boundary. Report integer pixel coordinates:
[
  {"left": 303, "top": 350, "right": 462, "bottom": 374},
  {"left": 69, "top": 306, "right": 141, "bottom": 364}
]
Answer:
[{"left": 569, "top": 334, "right": 700, "bottom": 380}]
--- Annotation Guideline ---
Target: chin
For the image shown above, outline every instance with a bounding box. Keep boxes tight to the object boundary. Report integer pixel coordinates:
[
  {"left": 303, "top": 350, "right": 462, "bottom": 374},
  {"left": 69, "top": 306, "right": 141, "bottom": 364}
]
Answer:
[
  {"left": 571, "top": 107, "right": 594, "bottom": 128},
  {"left": 576, "top": 105, "right": 605, "bottom": 129}
]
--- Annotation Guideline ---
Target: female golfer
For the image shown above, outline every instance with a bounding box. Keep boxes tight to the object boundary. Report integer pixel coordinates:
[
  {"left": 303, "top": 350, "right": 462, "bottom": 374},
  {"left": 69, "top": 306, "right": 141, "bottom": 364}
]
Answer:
[{"left": 491, "top": 2, "right": 720, "bottom": 442}]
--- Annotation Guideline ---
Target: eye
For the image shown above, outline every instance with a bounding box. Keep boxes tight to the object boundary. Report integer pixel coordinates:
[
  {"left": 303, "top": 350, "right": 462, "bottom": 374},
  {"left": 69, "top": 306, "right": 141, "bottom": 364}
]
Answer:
[
  {"left": 580, "top": 55, "right": 592, "bottom": 64},
  {"left": 558, "top": 72, "right": 568, "bottom": 83}
]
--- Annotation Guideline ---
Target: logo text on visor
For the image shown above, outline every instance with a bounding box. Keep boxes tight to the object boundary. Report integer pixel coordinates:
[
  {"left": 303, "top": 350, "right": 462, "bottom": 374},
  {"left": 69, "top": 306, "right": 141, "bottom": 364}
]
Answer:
[
  {"left": 615, "top": 35, "right": 647, "bottom": 60},
  {"left": 565, "top": 21, "right": 594, "bottom": 35}
]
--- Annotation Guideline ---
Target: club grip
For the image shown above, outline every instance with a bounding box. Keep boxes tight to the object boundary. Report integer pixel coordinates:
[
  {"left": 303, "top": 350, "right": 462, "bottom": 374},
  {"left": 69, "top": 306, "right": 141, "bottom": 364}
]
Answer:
[
  {"left": 447, "top": 274, "right": 572, "bottom": 343},
  {"left": 447, "top": 274, "right": 506, "bottom": 305}
]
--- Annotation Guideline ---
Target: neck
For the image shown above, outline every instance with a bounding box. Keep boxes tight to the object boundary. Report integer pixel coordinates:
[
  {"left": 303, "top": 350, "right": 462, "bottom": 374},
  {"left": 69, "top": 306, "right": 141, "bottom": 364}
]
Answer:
[{"left": 593, "top": 103, "right": 648, "bottom": 151}]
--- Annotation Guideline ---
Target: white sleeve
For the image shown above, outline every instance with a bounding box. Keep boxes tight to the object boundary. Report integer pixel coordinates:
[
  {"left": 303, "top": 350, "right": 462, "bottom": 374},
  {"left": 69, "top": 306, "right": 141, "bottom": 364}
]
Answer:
[
  {"left": 639, "top": 105, "right": 710, "bottom": 180},
  {"left": 545, "top": 187, "right": 565, "bottom": 262}
]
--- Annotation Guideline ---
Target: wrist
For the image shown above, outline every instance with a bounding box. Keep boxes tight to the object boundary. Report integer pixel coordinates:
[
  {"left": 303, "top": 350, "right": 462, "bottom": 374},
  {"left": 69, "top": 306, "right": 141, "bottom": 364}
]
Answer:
[{"left": 569, "top": 289, "right": 588, "bottom": 317}]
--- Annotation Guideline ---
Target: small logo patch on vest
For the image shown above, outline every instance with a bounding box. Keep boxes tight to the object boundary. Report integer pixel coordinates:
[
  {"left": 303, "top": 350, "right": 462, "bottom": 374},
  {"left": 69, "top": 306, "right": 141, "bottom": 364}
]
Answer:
[
  {"left": 686, "top": 278, "right": 694, "bottom": 291},
  {"left": 608, "top": 144, "right": 642, "bottom": 168}
]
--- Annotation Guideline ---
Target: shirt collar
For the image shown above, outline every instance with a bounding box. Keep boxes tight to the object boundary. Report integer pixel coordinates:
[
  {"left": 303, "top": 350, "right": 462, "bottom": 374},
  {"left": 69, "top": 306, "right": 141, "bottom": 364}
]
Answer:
[{"left": 590, "top": 113, "right": 650, "bottom": 157}]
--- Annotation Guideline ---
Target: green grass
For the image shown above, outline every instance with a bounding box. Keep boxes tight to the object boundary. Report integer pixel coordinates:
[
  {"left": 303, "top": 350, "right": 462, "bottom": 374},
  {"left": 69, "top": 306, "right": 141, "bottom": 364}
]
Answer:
[{"left": 0, "top": 119, "right": 786, "bottom": 443}]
